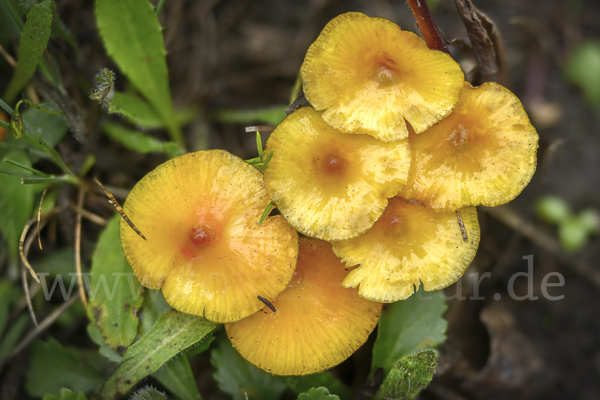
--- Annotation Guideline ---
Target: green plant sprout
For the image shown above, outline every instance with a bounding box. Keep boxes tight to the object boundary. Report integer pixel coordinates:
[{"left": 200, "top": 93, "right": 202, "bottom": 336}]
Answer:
[{"left": 535, "top": 195, "right": 600, "bottom": 252}]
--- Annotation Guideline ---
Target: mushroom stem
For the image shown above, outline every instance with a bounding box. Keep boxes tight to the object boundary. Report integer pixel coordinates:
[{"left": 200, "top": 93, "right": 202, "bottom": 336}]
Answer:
[{"left": 406, "top": 0, "right": 450, "bottom": 54}]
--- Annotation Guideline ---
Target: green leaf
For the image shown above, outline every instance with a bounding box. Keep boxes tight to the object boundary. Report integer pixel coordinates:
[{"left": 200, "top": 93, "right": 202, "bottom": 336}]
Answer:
[
  {"left": 297, "top": 387, "right": 340, "bottom": 400},
  {"left": 103, "top": 122, "right": 182, "bottom": 158},
  {"left": 4, "top": 1, "right": 53, "bottom": 102},
  {"left": 372, "top": 288, "right": 447, "bottom": 374},
  {"left": 0, "top": 314, "right": 28, "bottom": 361},
  {"left": 25, "top": 338, "right": 104, "bottom": 397},
  {"left": 96, "top": 310, "right": 217, "bottom": 399},
  {"left": 22, "top": 101, "right": 69, "bottom": 149},
  {"left": 153, "top": 355, "right": 203, "bottom": 400},
  {"left": 565, "top": 41, "right": 600, "bottom": 111},
  {"left": 43, "top": 388, "right": 89, "bottom": 400},
  {"left": 535, "top": 195, "right": 572, "bottom": 225},
  {"left": 109, "top": 92, "right": 163, "bottom": 128},
  {"left": 95, "top": 0, "right": 182, "bottom": 144},
  {"left": 211, "top": 334, "right": 287, "bottom": 400},
  {"left": 137, "top": 289, "right": 172, "bottom": 336},
  {"left": 0, "top": 151, "right": 34, "bottom": 264},
  {"left": 86, "top": 215, "right": 144, "bottom": 351},
  {"left": 374, "top": 350, "right": 437, "bottom": 400},
  {"left": 213, "top": 106, "right": 287, "bottom": 126},
  {"left": 285, "top": 373, "right": 350, "bottom": 400},
  {"left": 87, "top": 323, "right": 123, "bottom": 364}
]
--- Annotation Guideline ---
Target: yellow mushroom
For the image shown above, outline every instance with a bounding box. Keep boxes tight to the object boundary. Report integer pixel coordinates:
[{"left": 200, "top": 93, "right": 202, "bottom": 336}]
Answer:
[
  {"left": 400, "top": 81, "right": 539, "bottom": 211},
  {"left": 301, "top": 12, "right": 464, "bottom": 142},
  {"left": 226, "top": 237, "right": 382, "bottom": 375},
  {"left": 120, "top": 150, "right": 298, "bottom": 323},
  {"left": 264, "top": 106, "right": 411, "bottom": 241},
  {"left": 333, "top": 197, "right": 480, "bottom": 302}
]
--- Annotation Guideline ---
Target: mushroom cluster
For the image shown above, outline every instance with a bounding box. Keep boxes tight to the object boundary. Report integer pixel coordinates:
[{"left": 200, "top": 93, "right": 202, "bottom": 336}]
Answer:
[{"left": 120, "top": 11, "right": 538, "bottom": 376}]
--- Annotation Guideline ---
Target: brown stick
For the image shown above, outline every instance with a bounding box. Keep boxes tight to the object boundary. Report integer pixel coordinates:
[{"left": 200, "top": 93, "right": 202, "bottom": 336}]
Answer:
[
  {"left": 75, "top": 189, "right": 88, "bottom": 308},
  {"left": 453, "top": 0, "right": 498, "bottom": 83},
  {"left": 407, "top": 0, "right": 450, "bottom": 54}
]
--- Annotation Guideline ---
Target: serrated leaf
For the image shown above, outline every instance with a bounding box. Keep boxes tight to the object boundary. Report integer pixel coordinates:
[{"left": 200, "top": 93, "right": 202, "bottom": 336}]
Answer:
[
  {"left": 25, "top": 338, "right": 104, "bottom": 397},
  {"left": 372, "top": 288, "right": 447, "bottom": 374},
  {"left": 297, "top": 387, "right": 340, "bottom": 400},
  {"left": 211, "top": 334, "right": 287, "bottom": 400},
  {"left": 0, "top": 151, "right": 34, "bottom": 264},
  {"left": 95, "top": 0, "right": 182, "bottom": 144},
  {"left": 103, "top": 122, "right": 182, "bottom": 158},
  {"left": 86, "top": 215, "right": 144, "bottom": 351},
  {"left": 153, "top": 355, "right": 203, "bottom": 400},
  {"left": 374, "top": 350, "right": 437, "bottom": 400},
  {"left": 96, "top": 310, "right": 217, "bottom": 399},
  {"left": 43, "top": 388, "right": 89, "bottom": 400},
  {"left": 4, "top": 1, "right": 52, "bottom": 102},
  {"left": 109, "top": 92, "right": 163, "bottom": 128}
]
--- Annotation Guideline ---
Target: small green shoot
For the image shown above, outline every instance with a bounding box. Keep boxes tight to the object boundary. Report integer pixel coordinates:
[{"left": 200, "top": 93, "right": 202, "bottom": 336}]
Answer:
[
  {"left": 247, "top": 131, "right": 274, "bottom": 171},
  {"left": 259, "top": 201, "right": 276, "bottom": 227}
]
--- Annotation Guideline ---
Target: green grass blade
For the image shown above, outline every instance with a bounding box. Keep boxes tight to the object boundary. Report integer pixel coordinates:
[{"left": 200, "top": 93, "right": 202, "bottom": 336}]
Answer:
[
  {"left": 4, "top": 1, "right": 53, "bottom": 102},
  {"left": 95, "top": 0, "right": 183, "bottom": 145}
]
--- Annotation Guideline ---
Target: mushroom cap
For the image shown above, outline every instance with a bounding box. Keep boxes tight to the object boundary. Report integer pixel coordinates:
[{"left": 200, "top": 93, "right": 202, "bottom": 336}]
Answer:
[
  {"left": 120, "top": 150, "right": 298, "bottom": 323},
  {"left": 301, "top": 12, "right": 464, "bottom": 142},
  {"left": 225, "top": 237, "right": 382, "bottom": 376},
  {"left": 400, "top": 82, "right": 539, "bottom": 211},
  {"left": 264, "top": 106, "right": 411, "bottom": 241},
  {"left": 332, "top": 197, "right": 479, "bottom": 302}
]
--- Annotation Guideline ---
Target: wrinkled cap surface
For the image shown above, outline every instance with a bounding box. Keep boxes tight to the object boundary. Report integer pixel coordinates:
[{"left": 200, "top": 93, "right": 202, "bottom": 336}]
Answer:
[
  {"left": 226, "top": 237, "right": 382, "bottom": 375},
  {"left": 264, "top": 106, "right": 411, "bottom": 241},
  {"left": 301, "top": 12, "right": 464, "bottom": 142},
  {"left": 333, "top": 197, "right": 479, "bottom": 302},
  {"left": 120, "top": 150, "right": 298, "bottom": 323},
  {"left": 401, "top": 82, "right": 539, "bottom": 211}
]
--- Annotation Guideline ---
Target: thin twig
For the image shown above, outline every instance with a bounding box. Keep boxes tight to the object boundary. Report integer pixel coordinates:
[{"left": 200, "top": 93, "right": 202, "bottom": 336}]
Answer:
[
  {"left": 19, "top": 207, "right": 60, "bottom": 283},
  {"left": 406, "top": 0, "right": 450, "bottom": 54},
  {"left": 75, "top": 188, "right": 88, "bottom": 308},
  {"left": 94, "top": 177, "right": 146, "bottom": 240},
  {"left": 68, "top": 203, "right": 108, "bottom": 226},
  {"left": 21, "top": 219, "right": 48, "bottom": 327},
  {"left": 0, "top": 292, "right": 80, "bottom": 370},
  {"left": 0, "top": 43, "right": 16, "bottom": 67},
  {"left": 37, "top": 184, "right": 51, "bottom": 250},
  {"left": 483, "top": 206, "right": 600, "bottom": 289}
]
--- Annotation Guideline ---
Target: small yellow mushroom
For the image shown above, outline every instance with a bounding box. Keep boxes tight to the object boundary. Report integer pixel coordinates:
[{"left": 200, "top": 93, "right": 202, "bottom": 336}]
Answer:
[
  {"left": 226, "top": 237, "right": 382, "bottom": 376},
  {"left": 120, "top": 150, "right": 298, "bottom": 323}
]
